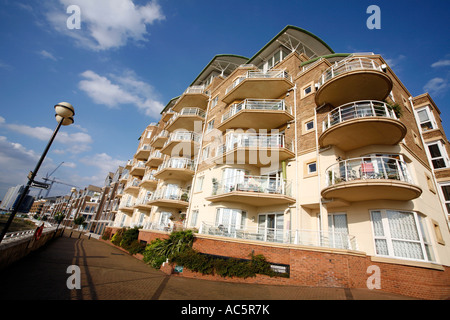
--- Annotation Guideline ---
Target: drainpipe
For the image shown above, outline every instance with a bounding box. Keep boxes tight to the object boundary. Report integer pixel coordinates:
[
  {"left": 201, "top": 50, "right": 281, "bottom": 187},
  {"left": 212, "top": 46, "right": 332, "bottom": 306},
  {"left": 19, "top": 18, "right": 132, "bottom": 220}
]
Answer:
[
  {"left": 315, "top": 103, "right": 328, "bottom": 236},
  {"left": 292, "top": 84, "right": 298, "bottom": 234}
]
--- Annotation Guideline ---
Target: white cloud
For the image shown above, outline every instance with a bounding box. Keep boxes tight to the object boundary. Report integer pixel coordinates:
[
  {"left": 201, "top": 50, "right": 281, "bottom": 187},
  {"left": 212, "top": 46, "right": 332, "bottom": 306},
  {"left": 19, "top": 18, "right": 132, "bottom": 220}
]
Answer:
[
  {"left": 78, "top": 70, "right": 164, "bottom": 116},
  {"left": 0, "top": 117, "right": 93, "bottom": 154},
  {"left": 78, "top": 152, "right": 125, "bottom": 186},
  {"left": 46, "top": 0, "right": 165, "bottom": 51},
  {"left": 38, "top": 50, "right": 58, "bottom": 61},
  {"left": 431, "top": 59, "right": 450, "bottom": 68},
  {"left": 423, "top": 77, "right": 448, "bottom": 96}
]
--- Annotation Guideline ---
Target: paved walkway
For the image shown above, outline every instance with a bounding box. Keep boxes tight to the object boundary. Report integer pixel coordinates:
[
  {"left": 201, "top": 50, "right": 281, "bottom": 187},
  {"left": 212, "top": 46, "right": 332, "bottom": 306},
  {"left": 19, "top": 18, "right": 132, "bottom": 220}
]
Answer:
[{"left": 0, "top": 229, "right": 417, "bottom": 302}]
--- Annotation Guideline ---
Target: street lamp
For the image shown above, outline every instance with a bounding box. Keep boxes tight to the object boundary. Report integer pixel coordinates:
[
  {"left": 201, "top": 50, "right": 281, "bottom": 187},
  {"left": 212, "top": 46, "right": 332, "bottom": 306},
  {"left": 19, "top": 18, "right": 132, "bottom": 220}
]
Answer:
[{"left": 0, "top": 102, "right": 75, "bottom": 244}]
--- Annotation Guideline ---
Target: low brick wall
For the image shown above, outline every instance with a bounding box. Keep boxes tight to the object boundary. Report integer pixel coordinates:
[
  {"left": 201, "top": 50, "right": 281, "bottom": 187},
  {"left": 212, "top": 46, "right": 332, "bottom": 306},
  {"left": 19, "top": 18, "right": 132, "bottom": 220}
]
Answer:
[
  {"left": 103, "top": 227, "right": 450, "bottom": 300},
  {"left": 0, "top": 227, "right": 64, "bottom": 270}
]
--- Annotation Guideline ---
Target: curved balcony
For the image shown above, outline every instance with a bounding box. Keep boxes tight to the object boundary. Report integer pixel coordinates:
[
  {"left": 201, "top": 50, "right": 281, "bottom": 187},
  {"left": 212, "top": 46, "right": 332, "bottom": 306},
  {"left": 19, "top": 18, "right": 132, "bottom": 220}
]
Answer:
[
  {"left": 134, "top": 144, "right": 151, "bottom": 160},
  {"left": 146, "top": 150, "right": 164, "bottom": 168},
  {"left": 150, "top": 130, "right": 169, "bottom": 149},
  {"left": 319, "top": 100, "right": 407, "bottom": 151},
  {"left": 124, "top": 178, "right": 141, "bottom": 194},
  {"left": 223, "top": 69, "right": 293, "bottom": 104},
  {"left": 322, "top": 157, "right": 422, "bottom": 202},
  {"left": 147, "top": 187, "right": 189, "bottom": 209},
  {"left": 172, "top": 86, "right": 209, "bottom": 112},
  {"left": 206, "top": 175, "right": 295, "bottom": 206},
  {"left": 139, "top": 171, "right": 158, "bottom": 189},
  {"left": 129, "top": 161, "right": 146, "bottom": 177},
  {"left": 218, "top": 99, "right": 294, "bottom": 131},
  {"left": 161, "top": 131, "right": 201, "bottom": 158},
  {"left": 165, "top": 108, "right": 206, "bottom": 132},
  {"left": 214, "top": 134, "right": 294, "bottom": 167},
  {"left": 315, "top": 57, "right": 392, "bottom": 107},
  {"left": 154, "top": 158, "right": 195, "bottom": 181},
  {"left": 134, "top": 197, "right": 153, "bottom": 211}
]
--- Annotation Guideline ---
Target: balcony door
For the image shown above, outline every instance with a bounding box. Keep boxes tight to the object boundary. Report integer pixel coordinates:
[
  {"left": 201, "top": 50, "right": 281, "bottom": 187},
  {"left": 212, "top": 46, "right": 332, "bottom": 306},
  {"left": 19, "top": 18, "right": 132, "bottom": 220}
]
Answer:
[
  {"left": 159, "top": 211, "right": 172, "bottom": 228},
  {"left": 164, "top": 184, "right": 179, "bottom": 200},
  {"left": 328, "top": 213, "right": 349, "bottom": 249},
  {"left": 222, "top": 168, "right": 247, "bottom": 192},
  {"left": 258, "top": 212, "right": 284, "bottom": 242},
  {"left": 215, "top": 208, "right": 246, "bottom": 235}
]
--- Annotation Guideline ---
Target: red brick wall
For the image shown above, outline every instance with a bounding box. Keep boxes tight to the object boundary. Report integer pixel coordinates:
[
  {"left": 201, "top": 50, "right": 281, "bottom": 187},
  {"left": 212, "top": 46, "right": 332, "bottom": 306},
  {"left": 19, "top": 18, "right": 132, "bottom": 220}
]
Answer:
[{"left": 103, "top": 227, "right": 450, "bottom": 299}]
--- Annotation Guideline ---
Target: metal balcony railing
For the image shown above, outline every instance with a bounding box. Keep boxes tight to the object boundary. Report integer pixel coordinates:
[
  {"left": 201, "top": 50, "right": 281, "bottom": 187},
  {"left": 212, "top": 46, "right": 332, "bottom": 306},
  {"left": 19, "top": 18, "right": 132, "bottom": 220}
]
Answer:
[
  {"left": 323, "top": 100, "right": 398, "bottom": 131},
  {"left": 157, "top": 158, "right": 195, "bottom": 172},
  {"left": 221, "top": 99, "right": 291, "bottom": 123},
  {"left": 183, "top": 85, "right": 206, "bottom": 94},
  {"left": 165, "top": 131, "right": 202, "bottom": 146},
  {"left": 166, "top": 108, "right": 206, "bottom": 127},
  {"left": 317, "top": 57, "right": 383, "bottom": 88},
  {"left": 199, "top": 222, "right": 358, "bottom": 250},
  {"left": 325, "top": 157, "right": 413, "bottom": 187},
  {"left": 212, "top": 175, "right": 292, "bottom": 197},
  {"left": 216, "top": 134, "right": 292, "bottom": 155},
  {"left": 225, "top": 69, "right": 291, "bottom": 94},
  {"left": 150, "top": 186, "right": 190, "bottom": 202}
]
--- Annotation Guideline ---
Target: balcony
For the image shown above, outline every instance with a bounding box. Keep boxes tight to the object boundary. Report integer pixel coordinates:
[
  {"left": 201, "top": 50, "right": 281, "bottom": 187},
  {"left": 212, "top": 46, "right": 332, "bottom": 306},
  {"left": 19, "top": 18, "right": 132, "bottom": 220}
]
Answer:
[
  {"left": 172, "top": 86, "right": 209, "bottom": 112},
  {"left": 134, "top": 144, "right": 151, "bottom": 160},
  {"left": 214, "top": 134, "right": 294, "bottom": 166},
  {"left": 161, "top": 131, "right": 201, "bottom": 158},
  {"left": 165, "top": 108, "right": 206, "bottom": 132},
  {"left": 218, "top": 99, "right": 294, "bottom": 131},
  {"left": 315, "top": 57, "right": 392, "bottom": 107},
  {"left": 154, "top": 158, "right": 195, "bottom": 181},
  {"left": 206, "top": 175, "right": 295, "bottom": 206},
  {"left": 147, "top": 187, "right": 190, "bottom": 209},
  {"left": 134, "top": 197, "right": 153, "bottom": 211},
  {"left": 322, "top": 157, "right": 422, "bottom": 202},
  {"left": 223, "top": 69, "right": 293, "bottom": 104},
  {"left": 129, "top": 161, "right": 146, "bottom": 177},
  {"left": 150, "top": 130, "right": 169, "bottom": 149},
  {"left": 199, "top": 222, "right": 358, "bottom": 250},
  {"left": 139, "top": 171, "right": 158, "bottom": 189},
  {"left": 319, "top": 100, "right": 407, "bottom": 151},
  {"left": 161, "top": 108, "right": 175, "bottom": 122},
  {"left": 124, "top": 178, "right": 141, "bottom": 194},
  {"left": 124, "top": 159, "right": 133, "bottom": 170},
  {"left": 146, "top": 150, "right": 164, "bottom": 168}
]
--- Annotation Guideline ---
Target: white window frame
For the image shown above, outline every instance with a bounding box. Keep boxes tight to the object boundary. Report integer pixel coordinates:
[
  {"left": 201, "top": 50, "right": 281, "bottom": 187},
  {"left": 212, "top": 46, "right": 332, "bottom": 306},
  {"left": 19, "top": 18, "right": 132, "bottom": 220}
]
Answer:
[
  {"left": 416, "top": 106, "right": 437, "bottom": 132},
  {"left": 370, "top": 209, "right": 435, "bottom": 262},
  {"left": 257, "top": 212, "right": 284, "bottom": 242},
  {"left": 190, "top": 209, "right": 199, "bottom": 227},
  {"left": 426, "top": 141, "right": 449, "bottom": 169},
  {"left": 215, "top": 208, "right": 246, "bottom": 234},
  {"left": 206, "top": 119, "right": 215, "bottom": 133},
  {"left": 211, "top": 95, "right": 219, "bottom": 109},
  {"left": 195, "top": 176, "right": 204, "bottom": 192},
  {"left": 438, "top": 182, "right": 450, "bottom": 215}
]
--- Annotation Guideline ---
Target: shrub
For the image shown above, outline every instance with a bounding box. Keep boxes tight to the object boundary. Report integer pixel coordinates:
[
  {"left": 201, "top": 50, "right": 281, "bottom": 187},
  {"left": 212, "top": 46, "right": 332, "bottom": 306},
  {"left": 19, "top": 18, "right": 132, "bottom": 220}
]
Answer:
[
  {"left": 127, "top": 240, "right": 146, "bottom": 255},
  {"left": 102, "top": 228, "right": 112, "bottom": 241},
  {"left": 143, "top": 238, "right": 168, "bottom": 269},
  {"left": 111, "top": 228, "right": 125, "bottom": 246},
  {"left": 120, "top": 227, "right": 140, "bottom": 249}
]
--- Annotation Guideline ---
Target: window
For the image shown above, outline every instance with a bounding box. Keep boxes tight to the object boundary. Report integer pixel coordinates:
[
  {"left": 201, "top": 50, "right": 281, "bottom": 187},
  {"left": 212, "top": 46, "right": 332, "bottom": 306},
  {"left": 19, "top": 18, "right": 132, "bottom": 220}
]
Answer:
[
  {"left": 305, "top": 120, "right": 314, "bottom": 131},
  {"left": 307, "top": 162, "right": 317, "bottom": 174},
  {"left": 439, "top": 183, "right": 450, "bottom": 214},
  {"left": 190, "top": 210, "right": 199, "bottom": 227},
  {"left": 370, "top": 210, "right": 434, "bottom": 262},
  {"left": 215, "top": 208, "right": 246, "bottom": 234},
  {"left": 201, "top": 145, "right": 210, "bottom": 162},
  {"left": 328, "top": 213, "right": 349, "bottom": 249},
  {"left": 304, "top": 86, "right": 312, "bottom": 95},
  {"left": 416, "top": 106, "right": 436, "bottom": 132},
  {"left": 159, "top": 212, "right": 172, "bottom": 228},
  {"left": 195, "top": 176, "right": 204, "bottom": 192},
  {"left": 206, "top": 119, "right": 215, "bottom": 132},
  {"left": 211, "top": 96, "right": 218, "bottom": 109},
  {"left": 262, "top": 48, "right": 289, "bottom": 71},
  {"left": 427, "top": 141, "right": 449, "bottom": 169}
]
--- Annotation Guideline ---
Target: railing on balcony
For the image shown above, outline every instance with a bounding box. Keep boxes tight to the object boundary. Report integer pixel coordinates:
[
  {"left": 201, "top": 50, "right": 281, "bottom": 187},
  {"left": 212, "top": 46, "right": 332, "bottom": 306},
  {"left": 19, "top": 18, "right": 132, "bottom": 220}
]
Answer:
[
  {"left": 221, "top": 99, "right": 291, "bottom": 123},
  {"left": 142, "top": 170, "right": 158, "bottom": 182},
  {"left": 199, "top": 222, "right": 357, "bottom": 250},
  {"left": 157, "top": 157, "right": 195, "bottom": 172},
  {"left": 216, "top": 134, "right": 292, "bottom": 155},
  {"left": 166, "top": 107, "right": 206, "bottom": 127},
  {"left": 143, "top": 222, "right": 174, "bottom": 232},
  {"left": 149, "top": 186, "right": 190, "bottom": 202},
  {"left": 318, "top": 57, "right": 383, "bottom": 88},
  {"left": 325, "top": 157, "right": 413, "bottom": 187},
  {"left": 132, "top": 161, "right": 146, "bottom": 169},
  {"left": 225, "top": 69, "right": 291, "bottom": 94},
  {"left": 323, "top": 100, "right": 398, "bottom": 131},
  {"left": 126, "top": 178, "right": 141, "bottom": 188},
  {"left": 165, "top": 131, "right": 202, "bottom": 145},
  {"left": 137, "top": 144, "right": 151, "bottom": 152},
  {"left": 152, "top": 130, "right": 169, "bottom": 141},
  {"left": 212, "top": 175, "right": 292, "bottom": 197},
  {"left": 184, "top": 85, "right": 206, "bottom": 94}
]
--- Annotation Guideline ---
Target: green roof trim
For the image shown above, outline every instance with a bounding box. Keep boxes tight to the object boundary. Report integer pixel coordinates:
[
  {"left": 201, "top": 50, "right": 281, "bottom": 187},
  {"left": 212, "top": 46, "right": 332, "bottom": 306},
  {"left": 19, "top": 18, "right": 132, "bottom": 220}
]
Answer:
[
  {"left": 300, "top": 53, "right": 351, "bottom": 67},
  {"left": 247, "top": 25, "right": 335, "bottom": 64},
  {"left": 160, "top": 96, "right": 180, "bottom": 114},
  {"left": 189, "top": 54, "right": 249, "bottom": 86}
]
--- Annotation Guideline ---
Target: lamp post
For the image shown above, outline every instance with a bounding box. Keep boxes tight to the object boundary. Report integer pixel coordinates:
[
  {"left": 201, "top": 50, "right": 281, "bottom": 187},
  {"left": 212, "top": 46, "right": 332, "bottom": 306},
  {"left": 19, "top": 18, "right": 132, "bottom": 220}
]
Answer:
[{"left": 0, "top": 102, "right": 75, "bottom": 244}]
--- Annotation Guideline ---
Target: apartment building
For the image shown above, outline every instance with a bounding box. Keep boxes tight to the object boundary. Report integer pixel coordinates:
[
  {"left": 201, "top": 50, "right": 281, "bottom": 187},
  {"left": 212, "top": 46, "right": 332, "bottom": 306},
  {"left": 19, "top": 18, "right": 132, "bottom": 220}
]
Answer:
[{"left": 112, "top": 26, "right": 450, "bottom": 272}]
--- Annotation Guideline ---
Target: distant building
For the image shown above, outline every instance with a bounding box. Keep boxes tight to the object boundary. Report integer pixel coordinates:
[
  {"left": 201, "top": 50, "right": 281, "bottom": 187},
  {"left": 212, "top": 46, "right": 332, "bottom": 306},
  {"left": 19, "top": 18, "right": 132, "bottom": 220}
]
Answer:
[{"left": 0, "top": 185, "right": 33, "bottom": 213}]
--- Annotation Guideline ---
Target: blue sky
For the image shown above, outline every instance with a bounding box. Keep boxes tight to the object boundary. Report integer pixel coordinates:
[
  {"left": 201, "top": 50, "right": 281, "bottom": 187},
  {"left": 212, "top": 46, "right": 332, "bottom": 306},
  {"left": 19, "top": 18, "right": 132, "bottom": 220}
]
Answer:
[{"left": 0, "top": 0, "right": 449, "bottom": 199}]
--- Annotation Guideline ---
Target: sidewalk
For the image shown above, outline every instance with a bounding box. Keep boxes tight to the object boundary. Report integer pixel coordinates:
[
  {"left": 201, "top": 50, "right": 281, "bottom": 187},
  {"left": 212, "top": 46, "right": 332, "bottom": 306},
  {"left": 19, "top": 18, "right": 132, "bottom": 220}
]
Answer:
[{"left": 0, "top": 228, "right": 418, "bottom": 301}]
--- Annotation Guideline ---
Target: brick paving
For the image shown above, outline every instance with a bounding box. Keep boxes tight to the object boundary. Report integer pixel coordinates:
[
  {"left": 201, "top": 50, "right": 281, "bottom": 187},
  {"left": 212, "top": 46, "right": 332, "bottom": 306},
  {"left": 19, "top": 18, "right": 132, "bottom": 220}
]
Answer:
[{"left": 0, "top": 229, "right": 418, "bottom": 301}]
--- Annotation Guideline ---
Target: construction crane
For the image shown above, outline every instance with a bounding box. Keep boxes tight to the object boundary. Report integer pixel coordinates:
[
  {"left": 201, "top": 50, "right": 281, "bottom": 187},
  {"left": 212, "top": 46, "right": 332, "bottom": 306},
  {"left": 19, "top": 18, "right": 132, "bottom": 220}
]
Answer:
[{"left": 42, "top": 177, "right": 80, "bottom": 197}]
